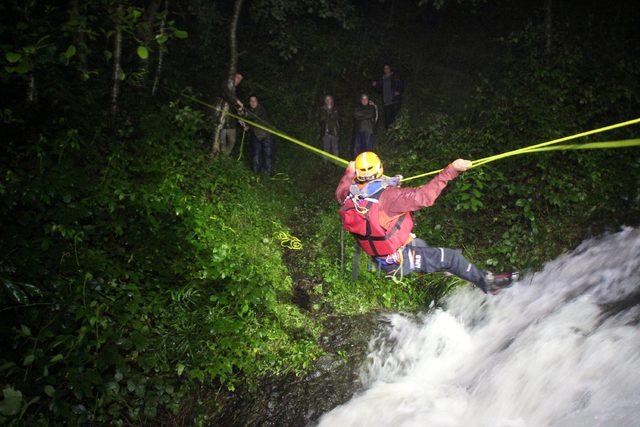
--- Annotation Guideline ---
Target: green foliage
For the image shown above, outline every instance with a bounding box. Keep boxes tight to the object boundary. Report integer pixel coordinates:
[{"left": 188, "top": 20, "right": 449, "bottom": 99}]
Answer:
[
  {"left": 1, "top": 1, "right": 639, "bottom": 424},
  {"left": 136, "top": 46, "right": 149, "bottom": 59},
  {"left": 250, "top": 0, "right": 354, "bottom": 59},
  {"left": 174, "top": 30, "right": 188, "bottom": 39},
  {"left": 386, "top": 25, "right": 640, "bottom": 271},
  {"left": 0, "top": 104, "right": 320, "bottom": 424}
]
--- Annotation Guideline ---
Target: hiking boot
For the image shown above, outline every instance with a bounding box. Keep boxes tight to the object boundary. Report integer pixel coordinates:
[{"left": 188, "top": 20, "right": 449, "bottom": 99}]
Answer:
[{"left": 484, "top": 271, "right": 519, "bottom": 294}]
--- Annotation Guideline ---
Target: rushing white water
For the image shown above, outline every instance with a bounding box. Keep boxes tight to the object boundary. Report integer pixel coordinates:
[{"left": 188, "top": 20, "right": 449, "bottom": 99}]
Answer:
[{"left": 318, "top": 228, "right": 640, "bottom": 427}]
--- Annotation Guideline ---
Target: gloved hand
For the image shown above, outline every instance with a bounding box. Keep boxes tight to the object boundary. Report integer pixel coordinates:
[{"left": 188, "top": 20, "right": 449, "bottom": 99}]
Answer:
[{"left": 451, "top": 159, "right": 472, "bottom": 172}]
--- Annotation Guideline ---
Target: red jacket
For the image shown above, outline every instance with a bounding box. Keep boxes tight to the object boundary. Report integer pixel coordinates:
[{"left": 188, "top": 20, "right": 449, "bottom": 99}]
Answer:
[{"left": 335, "top": 165, "right": 459, "bottom": 230}]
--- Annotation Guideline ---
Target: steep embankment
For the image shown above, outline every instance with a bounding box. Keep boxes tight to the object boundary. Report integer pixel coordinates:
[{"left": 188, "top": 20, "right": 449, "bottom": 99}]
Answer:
[
  {"left": 0, "top": 104, "right": 326, "bottom": 425},
  {"left": 207, "top": 15, "right": 640, "bottom": 423}
]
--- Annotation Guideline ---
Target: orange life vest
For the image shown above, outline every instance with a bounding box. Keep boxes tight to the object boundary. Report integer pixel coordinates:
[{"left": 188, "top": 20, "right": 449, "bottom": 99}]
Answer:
[{"left": 339, "top": 181, "right": 413, "bottom": 257}]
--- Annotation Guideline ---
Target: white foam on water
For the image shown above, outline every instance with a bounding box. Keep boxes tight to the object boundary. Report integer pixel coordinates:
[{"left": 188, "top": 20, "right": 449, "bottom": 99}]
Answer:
[{"left": 318, "top": 228, "right": 640, "bottom": 427}]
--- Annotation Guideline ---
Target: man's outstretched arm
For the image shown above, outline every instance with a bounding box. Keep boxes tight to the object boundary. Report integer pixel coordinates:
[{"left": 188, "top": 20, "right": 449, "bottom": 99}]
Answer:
[{"left": 381, "top": 159, "right": 471, "bottom": 215}]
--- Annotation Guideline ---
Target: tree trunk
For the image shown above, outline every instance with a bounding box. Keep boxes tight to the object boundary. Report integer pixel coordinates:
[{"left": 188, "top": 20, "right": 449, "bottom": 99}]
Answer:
[
  {"left": 152, "top": 0, "right": 169, "bottom": 96},
  {"left": 212, "top": 0, "right": 244, "bottom": 156},
  {"left": 212, "top": 104, "right": 228, "bottom": 156},
  {"left": 27, "top": 74, "right": 37, "bottom": 104},
  {"left": 142, "top": 0, "right": 161, "bottom": 80},
  {"left": 111, "top": 4, "right": 123, "bottom": 115},
  {"left": 70, "top": 0, "right": 87, "bottom": 73},
  {"left": 544, "top": 0, "right": 552, "bottom": 55},
  {"left": 228, "top": 0, "right": 244, "bottom": 78}
]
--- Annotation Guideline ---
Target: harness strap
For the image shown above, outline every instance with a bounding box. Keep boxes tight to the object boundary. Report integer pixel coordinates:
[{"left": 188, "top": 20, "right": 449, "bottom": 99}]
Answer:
[{"left": 352, "top": 214, "right": 407, "bottom": 242}]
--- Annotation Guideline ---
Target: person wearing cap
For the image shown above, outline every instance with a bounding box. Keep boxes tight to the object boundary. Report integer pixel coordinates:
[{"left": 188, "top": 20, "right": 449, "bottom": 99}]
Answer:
[
  {"left": 214, "top": 72, "right": 246, "bottom": 156},
  {"left": 353, "top": 94, "right": 378, "bottom": 157},
  {"left": 336, "top": 151, "right": 518, "bottom": 293}
]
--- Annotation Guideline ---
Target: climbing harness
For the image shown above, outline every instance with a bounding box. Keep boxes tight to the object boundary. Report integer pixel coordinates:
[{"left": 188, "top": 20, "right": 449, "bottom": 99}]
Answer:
[
  {"left": 376, "top": 248, "right": 405, "bottom": 285},
  {"left": 389, "top": 250, "right": 404, "bottom": 285},
  {"left": 339, "top": 179, "right": 413, "bottom": 257},
  {"left": 274, "top": 231, "right": 303, "bottom": 250}
]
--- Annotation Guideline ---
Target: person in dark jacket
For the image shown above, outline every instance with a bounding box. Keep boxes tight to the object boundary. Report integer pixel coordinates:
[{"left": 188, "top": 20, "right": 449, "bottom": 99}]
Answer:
[
  {"left": 372, "top": 64, "right": 403, "bottom": 128},
  {"left": 353, "top": 94, "right": 378, "bottom": 157},
  {"left": 318, "top": 95, "right": 340, "bottom": 162},
  {"left": 247, "top": 95, "right": 274, "bottom": 176},
  {"left": 216, "top": 72, "right": 246, "bottom": 155}
]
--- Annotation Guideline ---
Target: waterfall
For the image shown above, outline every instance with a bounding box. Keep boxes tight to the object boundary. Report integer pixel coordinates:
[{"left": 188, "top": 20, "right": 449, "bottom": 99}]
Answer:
[{"left": 318, "top": 227, "right": 640, "bottom": 427}]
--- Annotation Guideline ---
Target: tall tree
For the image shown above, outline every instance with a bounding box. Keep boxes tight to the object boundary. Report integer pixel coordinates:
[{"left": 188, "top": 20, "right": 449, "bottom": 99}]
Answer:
[
  {"left": 140, "top": 0, "right": 161, "bottom": 78},
  {"left": 111, "top": 4, "right": 124, "bottom": 114},
  {"left": 27, "top": 74, "right": 37, "bottom": 104},
  {"left": 228, "top": 0, "right": 244, "bottom": 79},
  {"left": 152, "top": 0, "right": 169, "bottom": 96},
  {"left": 69, "top": 0, "right": 87, "bottom": 73},
  {"left": 212, "top": 0, "right": 244, "bottom": 156}
]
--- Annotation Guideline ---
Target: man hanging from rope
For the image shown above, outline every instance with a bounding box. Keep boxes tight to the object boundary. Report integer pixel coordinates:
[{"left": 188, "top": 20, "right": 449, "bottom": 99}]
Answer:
[{"left": 336, "top": 152, "right": 517, "bottom": 294}]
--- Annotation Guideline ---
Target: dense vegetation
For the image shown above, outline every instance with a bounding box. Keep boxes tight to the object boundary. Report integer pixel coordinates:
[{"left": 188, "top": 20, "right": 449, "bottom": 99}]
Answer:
[{"left": 1, "top": 0, "right": 639, "bottom": 424}]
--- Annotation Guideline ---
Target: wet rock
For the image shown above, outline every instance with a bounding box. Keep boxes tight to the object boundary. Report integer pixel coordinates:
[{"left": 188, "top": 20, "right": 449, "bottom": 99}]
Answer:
[{"left": 213, "top": 312, "right": 388, "bottom": 426}]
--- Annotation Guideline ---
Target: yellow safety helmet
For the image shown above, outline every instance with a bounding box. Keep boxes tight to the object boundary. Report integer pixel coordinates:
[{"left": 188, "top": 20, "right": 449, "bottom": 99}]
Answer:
[{"left": 354, "top": 152, "right": 383, "bottom": 182}]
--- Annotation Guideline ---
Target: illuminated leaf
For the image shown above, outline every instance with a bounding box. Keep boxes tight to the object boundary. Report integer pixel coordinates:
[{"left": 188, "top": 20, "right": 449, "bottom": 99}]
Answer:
[
  {"left": 137, "top": 46, "right": 149, "bottom": 59},
  {"left": 50, "top": 354, "right": 63, "bottom": 364},
  {"left": 1, "top": 387, "right": 22, "bottom": 416},
  {"left": 23, "top": 355, "right": 34, "bottom": 366},
  {"left": 64, "top": 45, "right": 77, "bottom": 58},
  {"left": 174, "top": 30, "right": 188, "bottom": 39},
  {"left": 5, "top": 52, "right": 21, "bottom": 63},
  {"left": 44, "top": 385, "right": 55, "bottom": 397}
]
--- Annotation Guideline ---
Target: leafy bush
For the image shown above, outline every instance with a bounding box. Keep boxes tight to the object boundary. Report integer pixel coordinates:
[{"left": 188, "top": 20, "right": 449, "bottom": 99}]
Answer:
[{"left": 0, "top": 104, "right": 320, "bottom": 424}]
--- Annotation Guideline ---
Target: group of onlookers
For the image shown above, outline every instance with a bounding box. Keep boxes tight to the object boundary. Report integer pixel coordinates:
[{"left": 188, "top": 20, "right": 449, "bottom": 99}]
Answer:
[
  {"left": 215, "top": 63, "right": 404, "bottom": 176},
  {"left": 318, "top": 63, "right": 405, "bottom": 161},
  {"left": 215, "top": 72, "right": 274, "bottom": 175}
]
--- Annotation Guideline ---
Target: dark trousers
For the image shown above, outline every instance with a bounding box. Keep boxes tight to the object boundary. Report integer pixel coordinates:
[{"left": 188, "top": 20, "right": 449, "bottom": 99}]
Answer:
[
  {"left": 378, "top": 238, "right": 487, "bottom": 292},
  {"left": 322, "top": 134, "right": 339, "bottom": 163},
  {"left": 354, "top": 131, "right": 375, "bottom": 157},
  {"left": 220, "top": 128, "right": 236, "bottom": 155},
  {"left": 252, "top": 135, "right": 274, "bottom": 175},
  {"left": 383, "top": 103, "right": 399, "bottom": 128}
]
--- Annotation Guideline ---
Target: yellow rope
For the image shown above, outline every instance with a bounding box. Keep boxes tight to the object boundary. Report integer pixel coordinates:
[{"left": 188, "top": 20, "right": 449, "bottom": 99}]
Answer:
[
  {"left": 168, "top": 88, "right": 639, "bottom": 183},
  {"left": 471, "top": 138, "right": 640, "bottom": 168},
  {"left": 236, "top": 129, "right": 246, "bottom": 161},
  {"left": 270, "top": 172, "right": 290, "bottom": 181},
  {"left": 177, "top": 91, "right": 348, "bottom": 167},
  {"left": 401, "top": 119, "right": 640, "bottom": 182},
  {"left": 389, "top": 249, "right": 405, "bottom": 285},
  {"left": 274, "top": 231, "right": 303, "bottom": 250}
]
